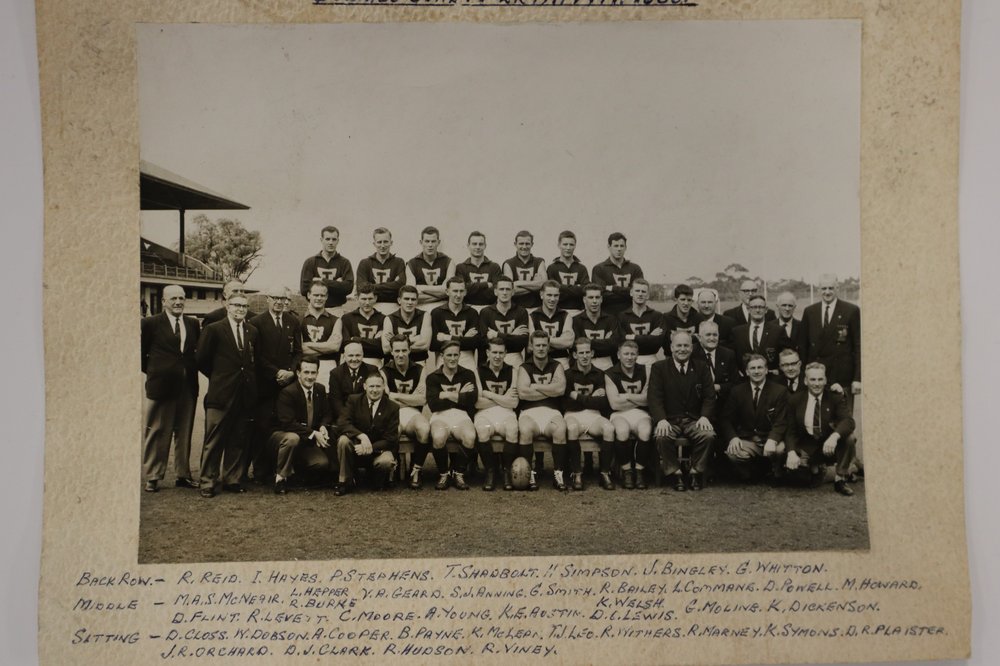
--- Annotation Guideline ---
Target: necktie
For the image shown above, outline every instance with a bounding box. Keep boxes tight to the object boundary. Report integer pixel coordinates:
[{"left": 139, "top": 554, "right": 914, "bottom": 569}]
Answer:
[
  {"left": 173, "top": 317, "right": 181, "bottom": 349},
  {"left": 236, "top": 323, "right": 244, "bottom": 351},
  {"left": 707, "top": 352, "right": 716, "bottom": 380},
  {"left": 276, "top": 314, "right": 282, "bottom": 329},
  {"left": 306, "top": 389, "right": 314, "bottom": 426},
  {"left": 790, "top": 378, "right": 797, "bottom": 393},
  {"left": 812, "top": 396, "right": 821, "bottom": 434},
  {"left": 753, "top": 385, "right": 761, "bottom": 409},
  {"left": 752, "top": 325, "right": 761, "bottom": 351},
  {"left": 823, "top": 305, "right": 830, "bottom": 328},
  {"left": 679, "top": 363, "right": 686, "bottom": 376},
  {"left": 370, "top": 401, "right": 377, "bottom": 420}
]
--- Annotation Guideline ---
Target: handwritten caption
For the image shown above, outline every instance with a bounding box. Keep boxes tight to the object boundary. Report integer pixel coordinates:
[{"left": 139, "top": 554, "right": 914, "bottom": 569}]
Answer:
[{"left": 69, "top": 559, "right": 944, "bottom": 659}]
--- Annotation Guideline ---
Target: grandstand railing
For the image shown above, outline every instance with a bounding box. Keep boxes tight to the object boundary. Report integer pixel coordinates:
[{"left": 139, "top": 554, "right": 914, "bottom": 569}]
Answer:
[{"left": 140, "top": 262, "right": 223, "bottom": 283}]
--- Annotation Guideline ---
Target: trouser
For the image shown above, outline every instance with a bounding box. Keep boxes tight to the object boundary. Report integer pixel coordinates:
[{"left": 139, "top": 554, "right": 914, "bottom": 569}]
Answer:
[
  {"left": 336, "top": 439, "right": 396, "bottom": 484},
  {"left": 725, "top": 437, "right": 786, "bottom": 481},
  {"left": 142, "top": 391, "right": 195, "bottom": 481},
  {"left": 796, "top": 433, "right": 857, "bottom": 477},
  {"left": 657, "top": 419, "right": 715, "bottom": 476},
  {"left": 200, "top": 398, "right": 251, "bottom": 489},
  {"left": 268, "top": 432, "right": 338, "bottom": 480},
  {"left": 249, "top": 397, "right": 277, "bottom": 480}
]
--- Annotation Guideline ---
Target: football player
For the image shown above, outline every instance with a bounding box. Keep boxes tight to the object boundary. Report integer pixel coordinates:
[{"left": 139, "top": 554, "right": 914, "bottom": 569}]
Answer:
[
  {"left": 479, "top": 276, "right": 529, "bottom": 367},
  {"left": 516, "top": 330, "right": 569, "bottom": 491},
  {"left": 605, "top": 340, "right": 653, "bottom": 489},
  {"left": 563, "top": 337, "right": 616, "bottom": 491},
  {"left": 430, "top": 276, "right": 481, "bottom": 370},
  {"left": 473, "top": 337, "right": 520, "bottom": 491},
  {"left": 425, "top": 340, "right": 479, "bottom": 490},
  {"left": 356, "top": 227, "right": 407, "bottom": 315},
  {"left": 381, "top": 335, "right": 432, "bottom": 489},
  {"left": 406, "top": 225, "right": 454, "bottom": 305}
]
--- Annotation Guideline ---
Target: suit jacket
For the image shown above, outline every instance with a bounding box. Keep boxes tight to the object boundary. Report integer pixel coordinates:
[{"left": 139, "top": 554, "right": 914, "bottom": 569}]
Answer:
[
  {"left": 141, "top": 312, "right": 200, "bottom": 400},
  {"left": 773, "top": 317, "right": 804, "bottom": 359},
  {"left": 202, "top": 306, "right": 227, "bottom": 325},
  {"left": 718, "top": 381, "right": 789, "bottom": 443},
  {"left": 723, "top": 304, "right": 776, "bottom": 327},
  {"left": 785, "top": 388, "right": 855, "bottom": 454},
  {"left": 731, "top": 321, "right": 791, "bottom": 373},
  {"left": 250, "top": 312, "right": 303, "bottom": 399},
  {"left": 800, "top": 300, "right": 861, "bottom": 387},
  {"left": 328, "top": 362, "right": 379, "bottom": 419},
  {"left": 273, "top": 381, "right": 332, "bottom": 441},
  {"left": 337, "top": 394, "right": 400, "bottom": 454},
  {"left": 648, "top": 358, "right": 716, "bottom": 424},
  {"left": 196, "top": 318, "right": 259, "bottom": 409},
  {"left": 692, "top": 345, "right": 737, "bottom": 406},
  {"left": 781, "top": 373, "right": 807, "bottom": 396}
]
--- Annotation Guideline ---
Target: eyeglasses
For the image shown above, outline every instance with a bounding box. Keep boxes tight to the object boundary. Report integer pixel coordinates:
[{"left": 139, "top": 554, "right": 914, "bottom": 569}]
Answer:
[
  {"left": 228, "top": 303, "right": 249, "bottom": 309},
  {"left": 740, "top": 289, "right": 757, "bottom": 293}
]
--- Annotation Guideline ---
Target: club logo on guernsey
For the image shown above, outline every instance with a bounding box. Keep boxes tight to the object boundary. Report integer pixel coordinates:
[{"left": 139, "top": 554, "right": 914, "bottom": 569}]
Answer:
[
  {"left": 358, "top": 324, "right": 380, "bottom": 339},
  {"left": 372, "top": 268, "right": 392, "bottom": 284},
  {"left": 532, "top": 372, "right": 554, "bottom": 385},
  {"left": 516, "top": 267, "right": 535, "bottom": 281},
  {"left": 494, "top": 320, "right": 514, "bottom": 334},
  {"left": 317, "top": 267, "right": 339, "bottom": 280},
  {"left": 394, "top": 379, "right": 415, "bottom": 394},
  {"left": 557, "top": 272, "right": 578, "bottom": 285},
  {"left": 306, "top": 325, "right": 325, "bottom": 342},
  {"left": 396, "top": 325, "right": 418, "bottom": 340},
  {"left": 629, "top": 323, "right": 651, "bottom": 336},
  {"left": 441, "top": 383, "right": 460, "bottom": 394},
  {"left": 573, "top": 383, "right": 593, "bottom": 396},
  {"left": 485, "top": 380, "right": 508, "bottom": 394},
  {"left": 446, "top": 321, "right": 467, "bottom": 336},
  {"left": 540, "top": 322, "right": 560, "bottom": 337},
  {"left": 468, "top": 272, "right": 490, "bottom": 283},
  {"left": 584, "top": 328, "right": 611, "bottom": 340},
  {"left": 613, "top": 273, "right": 631, "bottom": 287},
  {"left": 421, "top": 268, "right": 442, "bottom": 285},
  {"left": 621, "top": 379, "right": 644, "bottom": 394}
]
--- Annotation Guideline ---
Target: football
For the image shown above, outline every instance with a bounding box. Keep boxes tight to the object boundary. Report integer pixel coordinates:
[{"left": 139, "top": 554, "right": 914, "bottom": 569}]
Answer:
[{"left": 510, "top": 457, "right": 531, "bottom": 490}]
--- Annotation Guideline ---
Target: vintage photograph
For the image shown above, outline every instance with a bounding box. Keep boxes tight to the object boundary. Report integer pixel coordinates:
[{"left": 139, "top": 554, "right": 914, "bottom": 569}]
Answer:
[{"left": 137, "top": 20, "right": 866, "bottom": 563}]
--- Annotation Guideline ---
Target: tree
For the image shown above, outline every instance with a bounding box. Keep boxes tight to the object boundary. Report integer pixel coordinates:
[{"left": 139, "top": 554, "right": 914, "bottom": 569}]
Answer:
[{"left": 180, "top": 214, "right": 263, "bottom": 282}]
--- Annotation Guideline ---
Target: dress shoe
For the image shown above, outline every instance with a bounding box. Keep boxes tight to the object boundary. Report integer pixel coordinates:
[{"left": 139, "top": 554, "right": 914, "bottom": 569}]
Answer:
[
  {"left": 333, "top": 483, "right": 351, "bottom": 497},
  {"left": 274, "top": 479, "right": 287, "bottom": 495},
  {"left": 634, "top": 470, "right": 647, "bottom": 490},
  {"left": 571, "top": 472, "right": 584, "bottom": 491},
  {"left": 199, "top": 488, "right": 215, "bottom": 498},
  {"left": 453, "top": 472, "right": 469, "bottom": 490},
  {"left": 435, "top": 473, "right": 451, "bottom": 491},
  {"left": 622, "top": 469, "right": 635, "bottom": 490},
  {"left": 222, "top": 483, "right": 247, "bottom": 493},
  {"left": 527, "top": 470, "right": 538, "bottom": 492},
  {"left": 689, "top": 472, "right": 703, "bottom": 491},
  {"left": 673, "top": 474, "right": 687, "bottom": 492},
  {"left": 144, "top": 480, "right": 158, "bottom": 493},
  {"left": 599, "top": 472, "right": 616, "bottom": 490},
  {"left": 502, "top": 469, "right": 514, "bottom": 491},
  {"left": 834, "top": 480, "right": 854, "bottom": 496},
  {"left": 482, "top": 469, "right": 495, "bottom": 492},
  {"left": 174, "top": 477, "right": 197, "bottom": 489},
  {"left": 409, "top": 466, "right": 422, "bottom": 490},
  {"left": 552, "top": 470, "right": 568, "bottom": 492},
  {"left": 809, "top": 467, "right": 825, "bottom": 488}
]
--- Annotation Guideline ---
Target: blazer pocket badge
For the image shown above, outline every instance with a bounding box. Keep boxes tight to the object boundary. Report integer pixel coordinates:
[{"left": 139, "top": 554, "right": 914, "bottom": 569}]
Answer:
[{"left": 836, "top": 325, "right": 848, "bottom": 343}]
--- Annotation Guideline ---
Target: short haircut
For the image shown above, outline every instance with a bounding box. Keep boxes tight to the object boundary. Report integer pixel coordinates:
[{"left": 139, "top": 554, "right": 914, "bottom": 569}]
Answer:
[
  {"left": 670, "top": 330, "right": 693, "bottom": 344},
  {"left": 420, "top": 226, "right": 440, "bottom": 239},
  {"left": 529, "top": 330, "right": 550, "bottom": 344},
  {"left": 696, "top": 288, "right": 718, "bottom": 301},
  {"left": 297, "top": 355, "right": 321, "bottom": 372},
  {"left": 778, "top": 348, "right": 800, "bottom": 362},
  {"left": 583, "top": 282, "right": 603, "bottom": 295},
  {"left": 558, "top": 230, "right": 577, "bottom": 242},
  {"left": 372, "top": 227, "right": 392, "bottom": 238},
  {"left": 398, "top": 284, "right": 418, "bottom": 298},
  {"left": 321, "top": 225, "right": 339, "bottom": 237},
  {"left": 445, "top": 276, "right": 466, "bottom": 288},
  {"left": 632, "top": 278, "right": 650, "bottom": 289},
  {"left": 572, "top": 336, "right": 593, "bottom": 351},
  {"left": 619, "top": 339, "right": 639, "bottom": 352},
  {"left": 748, "top": 294, "right": 768, "bottom": 306},
  {"left": 541, "top": 279, "right": 561, "bottom": 293},
  {"left": 223, "top": 280, "right": 245, "bottom": 298},
  {"left": 698, "top": 320, "right": 719, "bottom": 334},
  {"left": 744, "top": 353, "right": 768, "bottom": 368},
  {"left": 673, "top": 283, "right": 694, "bottom": 298},
  {"left": 308, "top": 279, "right": 328, "bottom": 294},
  {"left": 607, "top": 232, "right": 627, "bottom": 245},
  {"left": 356, "top": 283, "right": 376, "bottom": 296},
  {"left": 495, "top": 275, "right": 514, "bottom": 288},
  {"left": 487, "top": 336, "right": 507, "bottom": 351},
  {"left": 440, "top": 339, "right": 462, "bottom": 353},
  {"left": 364, "top": 373, "right": 385, "bottom": 385},
  {"left": 804, "top": 361, "right": 827, "bottom": 375},
  {"left": 389, "top": 334, "right": 411, "bottom": 349},
  {"left": 515, "top": 230, "right": 534, "bottom": 243},
  {"left": 467, "top": 230, "right": 486, "bottom": 244}
]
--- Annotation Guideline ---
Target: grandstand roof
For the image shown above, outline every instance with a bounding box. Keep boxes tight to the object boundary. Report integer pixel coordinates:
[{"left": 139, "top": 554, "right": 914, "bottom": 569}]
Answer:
[{"left": 139, "top": 160, "right": 250, "bottom": 211}]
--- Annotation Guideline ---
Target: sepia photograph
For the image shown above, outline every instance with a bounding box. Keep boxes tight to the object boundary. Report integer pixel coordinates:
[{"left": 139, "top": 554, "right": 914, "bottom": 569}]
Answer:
[{"left": 136, "top": 20, "right": 867, "bottom": 563}]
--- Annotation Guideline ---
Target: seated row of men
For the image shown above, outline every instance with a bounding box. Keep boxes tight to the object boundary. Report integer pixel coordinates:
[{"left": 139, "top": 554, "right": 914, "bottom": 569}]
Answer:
[{"left": 264, "top": 329, "right": 857, "bottom": 497}]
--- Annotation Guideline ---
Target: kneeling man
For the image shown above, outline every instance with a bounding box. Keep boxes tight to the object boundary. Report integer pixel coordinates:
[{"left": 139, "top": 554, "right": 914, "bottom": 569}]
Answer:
[
  {"left": 269, "top": 357, "right": 336, "bottom": 494},
  {"left": 719, "top": 354, "right": 789, "bottom": 482},
  {"left": 334, "top": 373, "right": 400, "bottom": 495}
]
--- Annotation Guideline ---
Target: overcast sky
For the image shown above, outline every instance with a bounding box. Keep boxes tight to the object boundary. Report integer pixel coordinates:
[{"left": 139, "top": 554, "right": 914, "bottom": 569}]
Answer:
[{"left": 138, "top": 21, "right": 860, "bottom": 291}]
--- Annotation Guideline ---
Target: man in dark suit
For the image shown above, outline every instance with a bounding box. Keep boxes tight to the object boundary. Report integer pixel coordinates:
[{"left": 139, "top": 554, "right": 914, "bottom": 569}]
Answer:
[
  {"left": 328, "top": 340, "right": 379, "bottom": 420},
  {"left": 196, "top": 294, "right": 258, "bottom": 497},
  {"left": 777, "top": 348, "right": 807, "bottom": 395},
  {"left": 723, "top": 279, "right": 776, "bottom": 326},
  {"left": 774, "top": 291, "right": 804, "bottom": 358},
  {"left": 202, "top": 280, "right": 247, "bottom": 325},
  {"left": 785, "top": 362, "right": 857, "bottom": 496},
  {"left": 692, "top": 320, "right": 737, "bottom": 408},
  {"left": 649, "top": 331, "right": 717, "bottom": 491},
  {"left": 248, "top": 286, "right": 303, "bottom": 483},
  {"left": 140, "top": 285, "right": 200, "bottom": 492},
  {"left": 268, "top": 356, "right": 336, "bottom": 494},
  {"left": 695, "top": 288, "right": 737, "bottom": 350},
  {"left": 732, "top": 295, "right": 791, "bottom": 375},
  {"left": 335, "top": 373, "right": 400, "bottom": 495},
  {"left": 719, "top": 354, "right": 790, "bottom": 481},
  {"left": 800, "top": 274, "right": 862, "bottom": 403}
]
